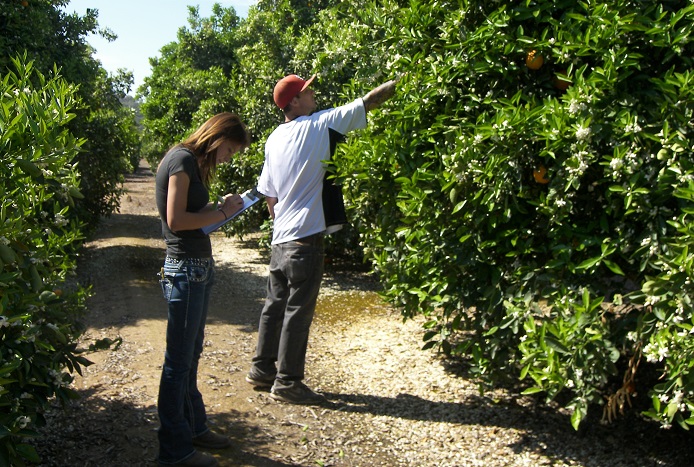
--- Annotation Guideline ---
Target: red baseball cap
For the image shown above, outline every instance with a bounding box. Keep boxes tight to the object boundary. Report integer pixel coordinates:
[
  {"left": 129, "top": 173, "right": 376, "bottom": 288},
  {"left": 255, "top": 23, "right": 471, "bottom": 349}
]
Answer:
[{"left": 273, "top": 74, "right": 315, "bottom": 109}]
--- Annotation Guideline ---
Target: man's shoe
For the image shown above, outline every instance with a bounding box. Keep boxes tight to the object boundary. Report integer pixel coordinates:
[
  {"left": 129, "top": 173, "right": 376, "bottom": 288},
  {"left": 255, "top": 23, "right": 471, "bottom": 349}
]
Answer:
[
  {"left": 270, "top": 383, "right": 326, "bottom": 405},
  {"left": 192, "top": 430, "right": 231, "bottom": 449},
  {"left": 245, "top": 372, "right": 274, "bottom": 388},
  {"left": 161, "top": 451, "right": 218, "bottom": 466}
]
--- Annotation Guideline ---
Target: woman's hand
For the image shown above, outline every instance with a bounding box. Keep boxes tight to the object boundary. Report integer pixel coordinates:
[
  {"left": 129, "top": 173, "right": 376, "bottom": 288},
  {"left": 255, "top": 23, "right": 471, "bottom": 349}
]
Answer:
[{"left": 220, "top": 193, "right": 244, "bottom": 217}]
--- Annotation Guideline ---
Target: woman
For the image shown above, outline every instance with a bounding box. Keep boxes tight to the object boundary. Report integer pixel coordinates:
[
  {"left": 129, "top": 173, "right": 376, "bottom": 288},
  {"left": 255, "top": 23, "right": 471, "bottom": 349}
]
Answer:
[{"left": 155, "top": 113, "right": 250, "bottom": 467}]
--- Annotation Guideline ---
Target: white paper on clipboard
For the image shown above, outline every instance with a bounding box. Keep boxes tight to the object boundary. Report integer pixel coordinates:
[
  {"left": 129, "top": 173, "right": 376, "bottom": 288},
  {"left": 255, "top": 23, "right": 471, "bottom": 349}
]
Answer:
[{"left": 202, "top": 187, "right": 262, "bottom": 235}]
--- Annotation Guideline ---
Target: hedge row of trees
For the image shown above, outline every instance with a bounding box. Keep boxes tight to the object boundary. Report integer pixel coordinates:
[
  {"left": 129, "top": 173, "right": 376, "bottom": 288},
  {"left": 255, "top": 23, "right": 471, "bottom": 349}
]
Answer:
[
  {"left": 140, "top": 0, "right": 693, "bottom": 433},
  {"left": 1, "top": 0, "right": 138, "bottom": 463}
]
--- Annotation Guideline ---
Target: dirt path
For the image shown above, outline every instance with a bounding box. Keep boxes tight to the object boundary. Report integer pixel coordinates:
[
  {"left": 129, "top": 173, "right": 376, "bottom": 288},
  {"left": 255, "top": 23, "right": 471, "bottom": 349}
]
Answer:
[{"left": 34, "top": 162, "right": 693, "bottom": 466}]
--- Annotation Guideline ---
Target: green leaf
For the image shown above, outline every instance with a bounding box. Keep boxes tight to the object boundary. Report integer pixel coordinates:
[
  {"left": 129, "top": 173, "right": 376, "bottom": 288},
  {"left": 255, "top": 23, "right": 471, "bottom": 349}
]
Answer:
[
  {"left": 15, "top": 443, "right": 41, "bottom": 462},
  {"left": 603, "top": 259, "right": 624, "bottom": 275},
  {"left": 576, "top": 256, "right": 601, "bottom": 271},
  {"left": 520, "top": 364, "right": 530, "bottom": 379},
  {"left": 423, "top": 331, "right": 438, "bottom": 342},
  {"left": 571, "top": 405, "right": 586, "bottom": 431},
  {"left": 544, "top": 336, "right": 570, "bottom": 355}
]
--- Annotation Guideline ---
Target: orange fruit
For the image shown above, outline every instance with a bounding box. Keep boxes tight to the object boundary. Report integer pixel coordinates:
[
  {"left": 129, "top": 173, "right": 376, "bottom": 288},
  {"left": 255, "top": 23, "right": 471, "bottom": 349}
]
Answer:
[
  {"left": 525, "top": 50, "right": 544, "bottom": 70},
  {"left": 533, "top": 165, "right": 549, "bottom": 184},
  {"left": 554, "top": 70, "right": 571, "bottom": 90}
]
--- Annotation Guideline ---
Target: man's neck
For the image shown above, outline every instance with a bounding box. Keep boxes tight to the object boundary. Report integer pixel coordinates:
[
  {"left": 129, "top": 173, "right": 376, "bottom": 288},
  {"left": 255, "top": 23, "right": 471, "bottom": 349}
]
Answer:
[{"left": 284, "top": 109, "right": 305, "bottom": 122}]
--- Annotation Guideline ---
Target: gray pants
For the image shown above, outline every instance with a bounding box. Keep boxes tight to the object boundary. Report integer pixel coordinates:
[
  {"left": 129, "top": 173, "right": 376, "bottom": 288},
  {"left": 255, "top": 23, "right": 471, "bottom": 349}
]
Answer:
[{"left": 251, "top": 235, "right": 324, "bottom": 389}]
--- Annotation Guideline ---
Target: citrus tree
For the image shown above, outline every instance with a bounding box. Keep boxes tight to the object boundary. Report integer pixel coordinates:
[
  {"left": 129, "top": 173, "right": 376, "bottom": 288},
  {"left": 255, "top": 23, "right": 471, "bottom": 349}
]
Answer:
[
  {"left": 1, "top": 0, "right": 140, "bottom": 228},
  {"left": 1, "top": 1, "right": 139, "bottom": 461},
  {"left": 139, "top": 0, "right": 342, "bottom": 237},
  {"left": 138, "top": 4, "right": 244, "bottom": 169},
  {"left": 0, "top": 57, "right": 91, "bottom": 466},
  {"left": 136, "top": 0, "right": 693, "bottom": 429},
  {"left": 292, "top": 0, "right": 694, "bottom": 429}
]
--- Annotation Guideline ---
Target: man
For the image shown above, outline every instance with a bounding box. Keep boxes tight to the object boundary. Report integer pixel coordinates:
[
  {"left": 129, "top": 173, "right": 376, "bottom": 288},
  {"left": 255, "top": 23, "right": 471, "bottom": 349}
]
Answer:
[{"left": 246, "top": 73, "right": 398, "bottom": 404}]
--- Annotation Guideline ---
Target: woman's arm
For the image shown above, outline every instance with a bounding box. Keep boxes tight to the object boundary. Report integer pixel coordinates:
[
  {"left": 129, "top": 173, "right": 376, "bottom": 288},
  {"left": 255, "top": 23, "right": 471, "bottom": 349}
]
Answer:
[{"left": 166, "top": 172, "right": 242, "bottom": 231}]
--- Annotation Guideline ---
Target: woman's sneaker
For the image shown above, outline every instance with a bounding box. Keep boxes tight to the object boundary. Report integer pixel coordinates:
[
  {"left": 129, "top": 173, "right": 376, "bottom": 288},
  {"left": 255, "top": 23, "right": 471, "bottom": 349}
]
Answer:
[
  {"left": 192, "top": 430, "right": 231, "bottom": 449},
  {"left": 270, "top": 383, "right": 326, "bottom": 405}
]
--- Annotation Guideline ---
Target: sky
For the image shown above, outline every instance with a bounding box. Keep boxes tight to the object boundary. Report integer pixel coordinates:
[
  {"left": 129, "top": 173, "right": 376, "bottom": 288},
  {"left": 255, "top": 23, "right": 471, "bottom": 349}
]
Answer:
[{"left": 64, "top": 1, "right": 256, "bottom": 92}]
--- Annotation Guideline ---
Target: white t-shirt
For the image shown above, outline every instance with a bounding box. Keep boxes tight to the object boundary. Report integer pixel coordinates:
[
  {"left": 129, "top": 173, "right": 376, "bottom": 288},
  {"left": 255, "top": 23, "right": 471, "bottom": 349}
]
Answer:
[{"left": 258, "top": 98, "right": 367, "bottom": 244}]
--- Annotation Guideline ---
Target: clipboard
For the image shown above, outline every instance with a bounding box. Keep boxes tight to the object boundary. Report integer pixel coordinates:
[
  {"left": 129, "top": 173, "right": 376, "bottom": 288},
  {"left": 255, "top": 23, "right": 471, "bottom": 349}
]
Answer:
[{"left": 202, "top": 187, "right": 262, "bottom": 234}]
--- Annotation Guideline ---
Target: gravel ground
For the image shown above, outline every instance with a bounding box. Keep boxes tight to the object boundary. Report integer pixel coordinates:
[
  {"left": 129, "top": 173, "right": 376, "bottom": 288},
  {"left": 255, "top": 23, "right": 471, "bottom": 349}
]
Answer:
[{"left": 32, "top": 163, "right": 693, "bottom": 466}]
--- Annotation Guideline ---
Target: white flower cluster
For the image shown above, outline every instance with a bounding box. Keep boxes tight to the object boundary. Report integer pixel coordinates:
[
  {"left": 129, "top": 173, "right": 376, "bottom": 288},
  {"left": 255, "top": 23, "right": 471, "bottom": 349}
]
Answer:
[
  {"left": 568, "top": 99, "right": 587, "bottom": 115},
  {"left": 624, "top": 121, "right": 642, "bottom": 134},
  {"left": 609, "top": 157, "right": 624, "bottom": 177},
  {"left": 643, "top": 340, "right": 669, "bottom": 363},
  {"left": 644, "top": 295, "right": 661, "bottom": 307},
  {"left": 16, "top": 415, "right": 31, "bottom": 429},
  {"left": 567, "top": 151, "right": 590, "bottom": 178},
  {"left": 575, "top": 125, "right": 592, "bottom": 141},
  {"left": 492, "top": 119, "right": 511, "bottom": 141},
  {"left": 54, "top": 213, "right": 68, "bottom": 227},
  {"left": 48, "top": 369, "right": 69, "bottom": 387},
  {"left": 656, "top": 389, "right": 691, "bottom": 415},
  {"left": 608, "top": 148, "right": 641, "bottom": 180}
]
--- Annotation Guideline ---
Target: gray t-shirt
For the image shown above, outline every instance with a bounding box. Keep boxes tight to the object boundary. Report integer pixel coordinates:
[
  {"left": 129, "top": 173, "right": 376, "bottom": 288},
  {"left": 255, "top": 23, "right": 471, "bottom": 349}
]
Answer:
[{"left": 155, "top": 147, "right": 212, "bottom": 258}]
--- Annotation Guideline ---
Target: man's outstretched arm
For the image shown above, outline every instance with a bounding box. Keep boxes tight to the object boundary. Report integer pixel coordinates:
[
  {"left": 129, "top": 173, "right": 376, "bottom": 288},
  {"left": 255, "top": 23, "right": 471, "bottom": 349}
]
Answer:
[{"left": 362, "top": 78, "right": 398, "bottom": 112}]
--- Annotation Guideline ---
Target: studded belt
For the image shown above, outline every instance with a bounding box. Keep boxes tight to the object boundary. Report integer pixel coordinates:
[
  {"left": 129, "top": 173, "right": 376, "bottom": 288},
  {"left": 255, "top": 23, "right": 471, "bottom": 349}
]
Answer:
[{"left": 165, "top": 256, "right": 213, "bottom": 266}]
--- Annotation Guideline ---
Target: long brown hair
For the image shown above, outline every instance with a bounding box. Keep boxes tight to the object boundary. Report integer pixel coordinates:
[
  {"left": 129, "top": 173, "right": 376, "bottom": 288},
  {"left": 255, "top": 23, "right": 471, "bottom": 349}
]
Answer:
[{"left": 178, "top": 113, "right": 250, "bottom": 185}]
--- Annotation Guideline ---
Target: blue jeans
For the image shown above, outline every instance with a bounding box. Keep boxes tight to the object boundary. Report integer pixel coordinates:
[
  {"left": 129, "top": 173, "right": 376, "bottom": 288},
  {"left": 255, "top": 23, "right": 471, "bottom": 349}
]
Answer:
[
  {"left": 251, "top": 236, "right": 325, "bottom": 390},
  {"left": 157, "top": 257, "right": 215, "bottom": 464}
]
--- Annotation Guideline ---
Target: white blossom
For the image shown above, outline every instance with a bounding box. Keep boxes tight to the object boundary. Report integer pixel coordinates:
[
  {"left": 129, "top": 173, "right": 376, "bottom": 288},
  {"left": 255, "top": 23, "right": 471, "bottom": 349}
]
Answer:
[
  {"left": 54, "top": 213, "right": 68, "bottom": 227},
  {"left": 658, "top": 345, "right": 670, "bottom": 361},
  {"left": 575, "top": 125, "right": 591, "bottom": 141},
  {"left": 16, "top": 416, "right": 30, "bottom": 429},
  {"left": 645, "top": 295, "right": 661, "bottom": 306},
  {"left": 610, "top": 158, "right": 623, "bottom": 171},
  {"left": 568, "top": 99, "right": 586, "bottom": 114}
]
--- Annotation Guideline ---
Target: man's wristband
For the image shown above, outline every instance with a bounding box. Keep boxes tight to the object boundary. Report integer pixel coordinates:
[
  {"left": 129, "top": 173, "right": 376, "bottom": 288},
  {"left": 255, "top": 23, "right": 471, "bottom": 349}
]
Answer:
[{"left": 219, "top": 208, "right": 228, "bottom": 220}]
